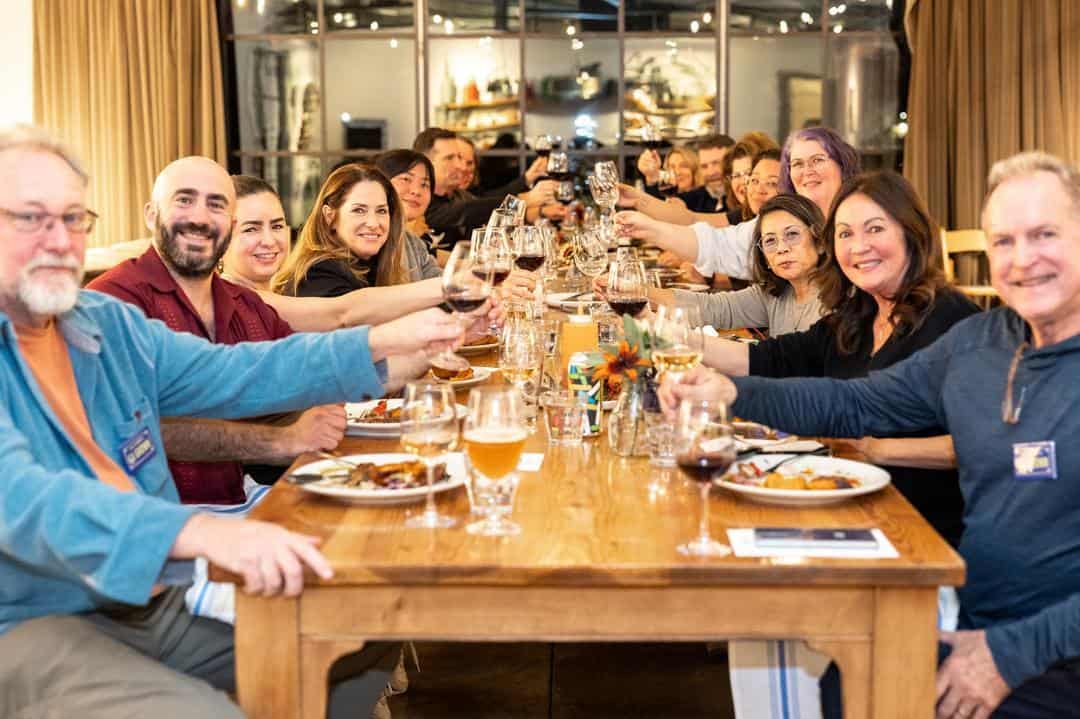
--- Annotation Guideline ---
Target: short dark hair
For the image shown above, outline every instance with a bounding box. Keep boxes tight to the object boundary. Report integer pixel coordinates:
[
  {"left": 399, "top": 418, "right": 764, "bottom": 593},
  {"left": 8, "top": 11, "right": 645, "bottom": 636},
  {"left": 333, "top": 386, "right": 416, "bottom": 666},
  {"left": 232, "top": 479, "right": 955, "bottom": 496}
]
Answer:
[
  {"left": 750, "top": 194, "right": 827, "bottom": 297},
  {"left": 373, "top": 149, "right": 435, "bottom": 191},
  {"left": 819, "top": 170, "right": 946, "bottom": 355},
  {"left": 695, "top": 134, "right": 735, "bottom": 152},
  {"left": 751, "top": 148, "right": 782, "bottom": 169},
  {"left": 231, "top": 174, "right": 278, "bottom": 200},
  {"left": 413, "top": 127, "right": 458, "bottom": 156}
]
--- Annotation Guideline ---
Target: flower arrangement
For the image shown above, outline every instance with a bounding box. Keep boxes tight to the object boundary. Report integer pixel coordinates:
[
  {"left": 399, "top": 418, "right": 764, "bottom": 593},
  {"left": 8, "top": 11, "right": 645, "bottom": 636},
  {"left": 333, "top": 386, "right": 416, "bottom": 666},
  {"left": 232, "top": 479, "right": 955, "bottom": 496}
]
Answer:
[{"left": 586, "top": 315, "right": 654, "bottom": 396}]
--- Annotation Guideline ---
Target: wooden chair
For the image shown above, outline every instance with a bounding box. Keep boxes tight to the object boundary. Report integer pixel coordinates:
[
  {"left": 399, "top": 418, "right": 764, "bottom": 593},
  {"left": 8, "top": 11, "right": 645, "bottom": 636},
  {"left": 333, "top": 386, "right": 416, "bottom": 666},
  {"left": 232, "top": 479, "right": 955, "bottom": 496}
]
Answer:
[{"left": 940, "top": 229, "right": 997, "bottom": 306}]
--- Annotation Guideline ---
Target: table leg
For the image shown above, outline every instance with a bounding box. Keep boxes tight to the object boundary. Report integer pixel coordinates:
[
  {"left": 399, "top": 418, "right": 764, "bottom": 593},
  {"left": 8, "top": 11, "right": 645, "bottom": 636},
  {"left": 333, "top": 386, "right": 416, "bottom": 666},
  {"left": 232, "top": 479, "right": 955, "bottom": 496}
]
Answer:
[
  {"left": 235, "top": 594, "right": 300, "bottom": 718},
  {"left": 871, "top": 587, "right": 938, "bottom": 718},
  {"left": 807, "top": 638, "right": 872, "bottom": 719},
  {"left": 301, "top": 638, "right": 364, "bottom": 719}
]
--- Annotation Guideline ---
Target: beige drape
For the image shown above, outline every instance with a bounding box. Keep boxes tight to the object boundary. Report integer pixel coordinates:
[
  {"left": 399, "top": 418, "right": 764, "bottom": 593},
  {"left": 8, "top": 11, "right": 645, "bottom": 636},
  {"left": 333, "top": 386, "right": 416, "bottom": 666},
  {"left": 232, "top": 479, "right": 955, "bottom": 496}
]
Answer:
[
  {"left": 33, "top": 1, "right": 227, "bottom": 248},
  {"left": 904, "top": 0, "right": 1080, "bottom": 232}
]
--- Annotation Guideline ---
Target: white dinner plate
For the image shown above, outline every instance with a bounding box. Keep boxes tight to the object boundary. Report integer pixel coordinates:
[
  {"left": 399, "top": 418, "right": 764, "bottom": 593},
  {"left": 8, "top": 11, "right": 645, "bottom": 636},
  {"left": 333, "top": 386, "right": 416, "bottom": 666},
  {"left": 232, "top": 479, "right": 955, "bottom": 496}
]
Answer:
[
  {"left": 459, "top": 340, "right": 499, "bottom": 356},
  {"left": 345, "top": 398, "right": 468, "bottom": 437},
  {"left": 294, "top": 453, "right": 467, "bottom": 505},
  {"left": 546, "top": 291, "right": 596, "bottom": 311},
  {"left": 714, "top": 454, "right": 891, "bottom": 507},
  {"left": 427, "top": 365, "right": 494, "bottom": 389}
]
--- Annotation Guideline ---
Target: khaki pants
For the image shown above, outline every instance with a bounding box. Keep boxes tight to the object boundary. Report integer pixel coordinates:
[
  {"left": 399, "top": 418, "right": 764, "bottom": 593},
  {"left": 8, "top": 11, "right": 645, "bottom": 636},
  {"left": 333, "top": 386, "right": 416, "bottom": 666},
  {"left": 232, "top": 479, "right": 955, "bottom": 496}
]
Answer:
[{"left": 0, "top": 587, "right": 394, "bottom": 718}]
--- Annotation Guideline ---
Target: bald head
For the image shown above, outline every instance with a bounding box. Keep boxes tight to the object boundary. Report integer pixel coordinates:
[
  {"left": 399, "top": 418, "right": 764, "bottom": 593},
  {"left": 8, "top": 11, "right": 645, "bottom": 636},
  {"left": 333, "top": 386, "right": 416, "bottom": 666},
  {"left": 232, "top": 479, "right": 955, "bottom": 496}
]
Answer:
[{"left": 146, "top": 156, "right": 236, "bottom": 279}]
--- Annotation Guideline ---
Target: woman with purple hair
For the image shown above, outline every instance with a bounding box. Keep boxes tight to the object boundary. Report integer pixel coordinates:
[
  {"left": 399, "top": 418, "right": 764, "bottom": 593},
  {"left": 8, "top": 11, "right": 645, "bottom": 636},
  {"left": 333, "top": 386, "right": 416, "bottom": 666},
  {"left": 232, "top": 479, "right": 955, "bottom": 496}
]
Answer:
[{"left": 615, "top": 126, "right": 861, "bottom": 283}]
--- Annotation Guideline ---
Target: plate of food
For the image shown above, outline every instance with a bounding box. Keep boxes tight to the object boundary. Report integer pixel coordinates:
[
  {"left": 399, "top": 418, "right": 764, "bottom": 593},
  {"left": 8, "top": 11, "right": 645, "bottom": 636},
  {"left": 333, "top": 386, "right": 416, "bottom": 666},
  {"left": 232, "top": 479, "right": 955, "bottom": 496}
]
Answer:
[
  {"left": 459, "top": 334, "right": 499, "bottom": 355},
  {"left": 426, "top": 364, "right": 494, "bottom": 388},
  {"left": 292, "top": 452, "right": 467, "bottom": 505},
  {"left": 346, "top": 398, "right": 468, "bottom": 437},
  {"left": 715, "top": 454, "right": 890, "bottom": 507},
  {"left": 732, "top": 421, "right": 824, "bottom": 453}
]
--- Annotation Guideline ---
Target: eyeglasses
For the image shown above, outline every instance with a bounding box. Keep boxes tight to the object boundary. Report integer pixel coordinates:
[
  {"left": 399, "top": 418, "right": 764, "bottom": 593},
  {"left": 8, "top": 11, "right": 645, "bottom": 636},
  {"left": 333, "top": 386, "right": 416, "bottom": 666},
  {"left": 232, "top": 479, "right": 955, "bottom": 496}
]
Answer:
[
  {"left": 758, "top": 228, "right": 806, "bottom": 254},
  {"left": 1002, "top": 341, "right": 1029, "bottom": 424},
  {"left": 748, "top": 177, "right": 780, "bottom": 192},
  {"left": 789, "top": 155, "right": 832, "bottom": 175},
  {"left": 1, "top": 208, "right": 99, "bottom": 235}
]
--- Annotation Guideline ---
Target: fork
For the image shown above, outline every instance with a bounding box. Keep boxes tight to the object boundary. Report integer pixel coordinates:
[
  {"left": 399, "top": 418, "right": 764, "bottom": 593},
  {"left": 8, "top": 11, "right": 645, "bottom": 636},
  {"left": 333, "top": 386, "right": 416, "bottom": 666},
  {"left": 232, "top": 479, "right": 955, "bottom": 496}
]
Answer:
[{"left": 316, "top": 451, "right": 361, "bottom": 469}]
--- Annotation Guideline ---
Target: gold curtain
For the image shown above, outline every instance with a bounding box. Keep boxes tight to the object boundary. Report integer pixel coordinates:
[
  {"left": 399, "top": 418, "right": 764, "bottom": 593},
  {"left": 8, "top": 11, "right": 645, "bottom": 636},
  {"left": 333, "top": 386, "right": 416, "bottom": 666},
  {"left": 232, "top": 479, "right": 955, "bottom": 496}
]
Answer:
[
  {"left": 904, "top": 0, "right": 1080, "bottom": 232},
  {"left": 33, "top": 0, "right": 226, "bottom": 248}
]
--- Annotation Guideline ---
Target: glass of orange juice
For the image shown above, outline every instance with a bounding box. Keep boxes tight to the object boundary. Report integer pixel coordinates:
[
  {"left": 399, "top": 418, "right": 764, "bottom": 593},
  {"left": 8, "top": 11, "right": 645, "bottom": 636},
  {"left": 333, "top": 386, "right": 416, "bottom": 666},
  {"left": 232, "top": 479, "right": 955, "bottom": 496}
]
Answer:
[{"left": 462, "top": 386, "right": 528, "bottom": 536}]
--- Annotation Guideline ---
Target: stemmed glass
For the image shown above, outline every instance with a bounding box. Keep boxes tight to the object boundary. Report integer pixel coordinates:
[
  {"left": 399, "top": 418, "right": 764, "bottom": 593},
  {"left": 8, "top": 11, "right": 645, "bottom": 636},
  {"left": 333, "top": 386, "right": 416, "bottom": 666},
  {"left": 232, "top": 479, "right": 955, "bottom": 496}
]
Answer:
[
  {"left": 471, "top": 227, "right": 514, "bottom": 289},
  {"left": 401, "top": 382, "right": 460, "bottom": 529},
  {"left": 548, "top": 150, "right": 570, "bottom": 180},
  {"left": 572, "top": 229, "right": 609, "bottom": 285},
  {"left": 674, "top": 399, "right": 735, "bottom": 557},
  {"left": 512, "top": 226, "right": 547, "bottom": 273},
  {"left": 651, "top": 303, "right": 704, "bottom": 383},
  {"left": 432, "top": 243, "right": 491, "bottom": 372},
  {"left": 534, "top": 134, "right": 553, "bottom": 159},
  {"left": 463, "top": 386, "right": 529, "bottom": 536},
  {"left": 605, "top": 255, "right": 648, "bottom": 318},
  {"left": 499, "top": 321, "right": 543, "bottom": 428}
]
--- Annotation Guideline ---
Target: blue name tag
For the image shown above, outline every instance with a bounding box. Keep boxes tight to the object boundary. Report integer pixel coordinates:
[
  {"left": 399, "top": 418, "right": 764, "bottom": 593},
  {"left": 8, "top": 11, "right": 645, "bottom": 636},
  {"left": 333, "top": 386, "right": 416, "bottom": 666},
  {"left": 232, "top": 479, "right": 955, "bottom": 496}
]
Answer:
[
  {"left": 120, "top": 426, "right": 157, "bottom": 475},
  {"left": 1013, "top": 441, "right": 1057, "bottom": 481}
]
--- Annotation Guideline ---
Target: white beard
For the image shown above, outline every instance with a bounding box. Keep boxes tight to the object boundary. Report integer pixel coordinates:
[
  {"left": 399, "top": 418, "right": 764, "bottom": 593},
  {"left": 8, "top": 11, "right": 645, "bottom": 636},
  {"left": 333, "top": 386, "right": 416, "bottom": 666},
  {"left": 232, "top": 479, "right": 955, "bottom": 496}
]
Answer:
[{"left": 16, "top": 255, "right": 83, "bottom": 318}]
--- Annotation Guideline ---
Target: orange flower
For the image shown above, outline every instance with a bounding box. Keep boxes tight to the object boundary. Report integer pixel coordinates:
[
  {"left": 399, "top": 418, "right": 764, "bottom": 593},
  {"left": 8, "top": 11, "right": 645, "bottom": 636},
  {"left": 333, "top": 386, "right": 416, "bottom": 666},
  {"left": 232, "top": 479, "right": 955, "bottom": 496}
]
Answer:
[{"left": 592, "top": 341, "right": 650, "bottom": 391}]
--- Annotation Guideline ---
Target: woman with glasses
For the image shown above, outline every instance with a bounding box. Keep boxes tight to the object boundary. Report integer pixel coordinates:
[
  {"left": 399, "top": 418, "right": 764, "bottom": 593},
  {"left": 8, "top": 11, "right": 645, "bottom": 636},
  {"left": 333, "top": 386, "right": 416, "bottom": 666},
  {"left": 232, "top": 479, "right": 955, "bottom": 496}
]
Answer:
[
  {"left": 690, "top": 171, "right": 979, "bottom": 719},
  {"left": 651, "top": 194, "right": 827, "bottom": 335},
  {"left": 615, "top": 127, "right": 859, "bottom": 283}
]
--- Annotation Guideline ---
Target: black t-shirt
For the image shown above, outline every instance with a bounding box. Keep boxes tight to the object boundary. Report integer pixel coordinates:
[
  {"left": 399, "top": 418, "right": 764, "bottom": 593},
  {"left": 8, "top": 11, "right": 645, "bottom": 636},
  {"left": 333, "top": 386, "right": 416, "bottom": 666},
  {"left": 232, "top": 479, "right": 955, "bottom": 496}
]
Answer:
[
  {"left": 748, "top": 287, "right": 981, "bottom": 546},
  {"left": 425, "top": 192, "right": 502, "bottom": 247},
  {"left": 294, "top": 257, "right": 374, "bottom": 298}
]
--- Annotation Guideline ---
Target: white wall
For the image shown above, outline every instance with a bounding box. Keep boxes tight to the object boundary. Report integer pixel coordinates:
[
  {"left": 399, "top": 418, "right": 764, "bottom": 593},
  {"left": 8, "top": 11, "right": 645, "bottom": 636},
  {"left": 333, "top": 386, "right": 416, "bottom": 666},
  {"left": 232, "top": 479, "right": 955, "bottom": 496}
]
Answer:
[
  {"left": 729, "top": 35, "right": 825, "bottom": 142},
  {"left": 0, "top": 0, "right": 34, "bottom": 126},
  {"left": 324, "top": 38, "right": 417, "bottom": 151}
]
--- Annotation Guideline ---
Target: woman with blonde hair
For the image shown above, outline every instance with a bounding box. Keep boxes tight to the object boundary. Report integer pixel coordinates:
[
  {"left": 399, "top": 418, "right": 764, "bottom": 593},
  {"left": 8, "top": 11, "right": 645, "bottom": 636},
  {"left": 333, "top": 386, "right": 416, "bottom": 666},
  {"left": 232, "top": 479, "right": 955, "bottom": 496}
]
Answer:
[{"left": 274, "top": 162, "right": 414, "bottom": 297}]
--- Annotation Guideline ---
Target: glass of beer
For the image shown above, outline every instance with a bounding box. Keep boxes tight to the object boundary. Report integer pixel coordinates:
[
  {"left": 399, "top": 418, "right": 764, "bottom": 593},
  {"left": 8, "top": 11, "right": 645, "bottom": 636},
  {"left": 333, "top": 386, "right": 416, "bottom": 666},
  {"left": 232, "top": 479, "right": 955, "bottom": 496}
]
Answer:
[
  {"left": 401, "top": 381, "right": 460, "bottom": 529},
  {"left": 674, "top": 399, "right": 734, "bottom": 557},
  {"left": 462, "top": 386, "right": 529, "bottom": 536}
]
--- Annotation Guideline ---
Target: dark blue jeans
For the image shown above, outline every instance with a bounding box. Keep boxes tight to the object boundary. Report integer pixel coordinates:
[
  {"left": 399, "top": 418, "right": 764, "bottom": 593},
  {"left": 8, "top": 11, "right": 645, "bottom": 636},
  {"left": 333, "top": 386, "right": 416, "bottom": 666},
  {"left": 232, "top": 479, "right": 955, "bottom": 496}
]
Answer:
[{"left": 820, "top": 643, "right": 1080, "bottom": 719}]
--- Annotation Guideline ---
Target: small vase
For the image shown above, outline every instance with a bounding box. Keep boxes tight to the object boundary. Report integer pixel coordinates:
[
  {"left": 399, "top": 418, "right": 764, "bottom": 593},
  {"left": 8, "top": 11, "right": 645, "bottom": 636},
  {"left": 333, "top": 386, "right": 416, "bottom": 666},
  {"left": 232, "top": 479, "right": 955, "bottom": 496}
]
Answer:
[{"left": 607, "top": 379, "right": 650, "bottom": 457}]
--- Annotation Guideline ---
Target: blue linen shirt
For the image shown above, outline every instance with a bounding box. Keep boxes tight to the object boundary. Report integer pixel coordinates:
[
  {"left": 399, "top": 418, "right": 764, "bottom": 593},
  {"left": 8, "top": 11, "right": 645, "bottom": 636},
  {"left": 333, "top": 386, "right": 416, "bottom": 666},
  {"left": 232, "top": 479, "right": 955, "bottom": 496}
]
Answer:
[
  {"left": 0, "top": 290, "right": 387, "bottom": 635},
  {"left": 730, "top": 307, "right": 1080, "bottom": 688}
]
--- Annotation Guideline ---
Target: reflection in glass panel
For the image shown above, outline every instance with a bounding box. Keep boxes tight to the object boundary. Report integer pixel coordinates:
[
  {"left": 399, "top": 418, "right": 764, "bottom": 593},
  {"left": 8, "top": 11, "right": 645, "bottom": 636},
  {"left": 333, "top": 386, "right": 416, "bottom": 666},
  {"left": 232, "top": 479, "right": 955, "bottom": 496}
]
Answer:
[
  {"left": 623, "top": 37, "right": 717, "bottom": 147},
  {"left": 228, "top": 0, "right": 316, "bottom": 35},
  {"left": 826, "top": 0, "right": 895, "bottom": 33},
  {"left": 626, "top": 0, "right": 717, "bottom": 33},
  {"left": 240, "top": 155, "right": 323, "bottom": 227},
  {"left": 325, "top": 39, "right": 417, "bottom": 152},
  {"left": 524, "top": 0, "right": 616, "bottom": 33},
  {"left": 525, "top": 38, "right": 619, "bottom": 150},
  {"left": 729, "top": 34, "right": 823, "bottom": 143},
  {"left": 825, "top": 33, "right": 902, "bottom": 155},
  {"left": 429, "top": 38, "right": 521, "bottom": 148},
  {"left": 233, "top": 39, "right": 321, "bottom": 152},
  {"left": 325, "top": 0, "right": 414, "bottom": 31},
  {"left": 428, "top": 0, "right": 520, "bottom": 33},
  {"left": 729, "top": 0, "right": 823, "bottom": 34}
]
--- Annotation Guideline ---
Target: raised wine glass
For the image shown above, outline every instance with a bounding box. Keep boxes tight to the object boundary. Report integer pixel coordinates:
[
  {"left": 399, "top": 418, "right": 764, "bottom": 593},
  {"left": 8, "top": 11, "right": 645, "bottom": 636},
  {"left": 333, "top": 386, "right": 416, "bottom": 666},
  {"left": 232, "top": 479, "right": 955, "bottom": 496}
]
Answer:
[
  {"left": 432, "top": 242, "right": 491, "bottom": 372},
  {"left": 463, "top": 386, "right": 529, "bottom": 536},
  {"left": 674, "top": 399, "right": 734, "bottom": 557},
  {"left": 572, "top": 228, "right": 609, "bottom": 283},
  {"left": 548, "top": 150, "right": 570, "bottom": 180},
  {"left": 606, "top": 255, "right": 648, "bottom": 318},
  {"left": 534, "top": 134, "right": 553, "bottom": 159},
  {"left": 651, "top": 303, "right": 704, "bottom": 384},
  {"left": 512, "top": 226, "right": 547, "bottom": 273},
  {"left": 471, "top": 227, "right": 514, "bottom": 289},
  {"left": 401, "top": 381, "right": 460, "bottom": 529}
]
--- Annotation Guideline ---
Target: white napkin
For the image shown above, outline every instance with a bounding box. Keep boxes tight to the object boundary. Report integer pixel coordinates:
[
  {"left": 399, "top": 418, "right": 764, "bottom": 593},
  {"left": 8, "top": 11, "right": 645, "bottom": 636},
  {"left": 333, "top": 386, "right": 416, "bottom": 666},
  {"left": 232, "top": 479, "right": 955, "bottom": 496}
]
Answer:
[
  {"left": 726, "top": 528, "right": 899, "bottom": 559},
  {"left": 517, "top": 453, "right": 545, "bottom": 472}
]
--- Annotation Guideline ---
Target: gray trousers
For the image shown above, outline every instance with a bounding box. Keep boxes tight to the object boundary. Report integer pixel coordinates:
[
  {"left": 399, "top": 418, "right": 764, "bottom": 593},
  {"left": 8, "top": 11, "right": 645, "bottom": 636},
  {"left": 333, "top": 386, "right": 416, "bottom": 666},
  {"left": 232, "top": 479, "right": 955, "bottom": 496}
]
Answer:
[{"left": 0, "top": 587, "right": 394, "bottom": 718}]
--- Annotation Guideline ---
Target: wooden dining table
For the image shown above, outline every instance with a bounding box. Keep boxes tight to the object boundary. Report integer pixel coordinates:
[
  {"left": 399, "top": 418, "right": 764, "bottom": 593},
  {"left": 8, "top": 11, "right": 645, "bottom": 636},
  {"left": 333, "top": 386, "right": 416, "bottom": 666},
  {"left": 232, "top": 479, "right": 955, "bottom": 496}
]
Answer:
[{"left": 215, "top": 352, "right": 965, "bottom": 719}]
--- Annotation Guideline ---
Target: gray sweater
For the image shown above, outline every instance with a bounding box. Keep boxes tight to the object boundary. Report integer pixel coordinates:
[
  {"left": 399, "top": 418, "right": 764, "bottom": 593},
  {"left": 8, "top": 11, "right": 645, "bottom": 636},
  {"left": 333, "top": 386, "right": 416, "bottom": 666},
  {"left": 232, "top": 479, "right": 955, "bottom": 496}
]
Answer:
[
  {"left": 675, "top": 284, "right": 824, "bottom": 335},
  {"left": 731, "top": 307, "right": 1080, "bottom": 689},
  {"left": 404, "top": 231, "right": 444, "bottom": 281}
]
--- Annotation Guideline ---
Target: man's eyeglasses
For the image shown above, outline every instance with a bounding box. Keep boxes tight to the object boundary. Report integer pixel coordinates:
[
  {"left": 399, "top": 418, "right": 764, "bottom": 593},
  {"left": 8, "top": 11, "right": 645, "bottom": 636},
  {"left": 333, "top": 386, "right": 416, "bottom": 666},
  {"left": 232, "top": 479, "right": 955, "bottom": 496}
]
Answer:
[
  {"left": 1, "top": 208, "right": 99, "bottom": 235},
  {"left": 789, "top": 155, "right": 832, "bottom": 174},
  {"left": 758, "top": 228, "right": 806, "bottom": 254},
  {"left": 748, "top": 177, "right": 780, "bottom": 192}
]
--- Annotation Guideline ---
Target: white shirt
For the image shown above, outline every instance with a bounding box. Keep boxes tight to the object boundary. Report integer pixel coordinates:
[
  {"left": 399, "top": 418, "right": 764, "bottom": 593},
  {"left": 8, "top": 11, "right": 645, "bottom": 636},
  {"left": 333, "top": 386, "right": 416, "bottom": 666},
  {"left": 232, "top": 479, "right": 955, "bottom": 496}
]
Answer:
[{"left": 691, "top": 219, "right": 756, "bottom": 280}]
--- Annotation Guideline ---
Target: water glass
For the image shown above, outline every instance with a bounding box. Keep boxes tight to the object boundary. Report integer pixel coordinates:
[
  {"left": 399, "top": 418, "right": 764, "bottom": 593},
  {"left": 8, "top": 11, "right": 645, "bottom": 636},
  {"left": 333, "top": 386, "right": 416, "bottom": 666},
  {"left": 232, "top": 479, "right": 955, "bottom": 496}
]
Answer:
[
  {"left": 541, "top": 391, "right": 585, "bottom": 445},
  {"left": 644, "top": 410, "right": 676, "bottom": 467}
]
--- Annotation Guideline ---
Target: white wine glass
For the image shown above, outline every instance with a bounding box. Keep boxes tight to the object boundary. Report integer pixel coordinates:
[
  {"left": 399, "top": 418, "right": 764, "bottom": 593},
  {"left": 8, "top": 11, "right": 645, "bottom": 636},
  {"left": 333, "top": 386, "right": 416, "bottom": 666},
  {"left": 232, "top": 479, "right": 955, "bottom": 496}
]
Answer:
[
  {"left": 674, "top": 399, "right": 734, "bottom": 557},
  {"left": 463, "top": 386, "right": 529, "bottom": 536},
  {"left": 651, "top": 303, "right": 704, "bottom": 383},
  {"left": 401, "top": 381, "right": 460, "bottom": 529},
  {"left": 499, "top": 321, "right": 543, "bottom": 426},
  {"left": 433, "top": 243, "right": 491, "bottom": 372},
  {"left": 572, "top": 228, "right": 609, "bottom": 282}
]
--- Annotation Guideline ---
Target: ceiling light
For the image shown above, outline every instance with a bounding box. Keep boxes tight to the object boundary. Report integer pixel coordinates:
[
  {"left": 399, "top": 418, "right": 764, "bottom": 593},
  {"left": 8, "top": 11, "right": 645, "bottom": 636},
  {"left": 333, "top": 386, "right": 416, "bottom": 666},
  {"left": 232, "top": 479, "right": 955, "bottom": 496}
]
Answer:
[
  {"left": 389, "top": 38, "right": 398, "bottom": 48},
  {"left": 370, "top": 21, "right": 379, "bottom": 30},
  {"left": 801, "top": 12, "right": 813, "bottom": 23},
  {"left": 690, "top": 20, "right": 700, "bottom": 32},
  {"left": 702, "top": 11, "right": 712, "bottom": 23},
  {"left": 432, "top": 13, "right": 443, "bottom": 24},
  {"left": 779, "top": 20, "right": 789, "bottom": 33},
  {"left": 566, "top": 24, "right": 576, "bottom": 36},
  {"left": 333, "top": 12, "right": 343, "bottom": 23},
  {"left": 833, "top": 24, "right": 843, "bottom": 33},
  {"left": 444, "top": 19, "right": 454, "bottom": 33}
]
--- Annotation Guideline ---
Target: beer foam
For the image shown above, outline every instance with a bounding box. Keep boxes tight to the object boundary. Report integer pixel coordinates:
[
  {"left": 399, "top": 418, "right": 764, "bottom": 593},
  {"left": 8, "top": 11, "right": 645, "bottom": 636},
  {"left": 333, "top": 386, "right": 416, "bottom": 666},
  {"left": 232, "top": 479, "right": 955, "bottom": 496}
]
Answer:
[{"left": 463, "top": 427, "right": 529, "bottom": 443}]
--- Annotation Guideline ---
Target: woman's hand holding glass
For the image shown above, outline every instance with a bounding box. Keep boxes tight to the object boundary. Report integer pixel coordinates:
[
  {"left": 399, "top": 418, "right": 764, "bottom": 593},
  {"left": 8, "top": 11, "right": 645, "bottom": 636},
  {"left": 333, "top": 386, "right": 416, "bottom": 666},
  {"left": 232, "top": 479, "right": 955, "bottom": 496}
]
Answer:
[
  {"left": 651, "top": 304, "right": 705, "bottom": 384},
  {"left": 431, "top": 243, "right": 492, "bottom": 371},
  {"left": 401, "top": 381, "right": 460, "bottom": 529},
  {"left": 657, "top": 365, "right": 739, "bottom": 418}
]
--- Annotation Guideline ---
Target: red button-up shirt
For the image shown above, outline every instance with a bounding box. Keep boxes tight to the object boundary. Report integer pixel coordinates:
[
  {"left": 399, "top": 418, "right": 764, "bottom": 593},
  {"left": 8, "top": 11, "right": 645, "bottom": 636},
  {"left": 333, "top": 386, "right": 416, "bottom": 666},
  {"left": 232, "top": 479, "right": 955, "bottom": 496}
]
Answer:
[{"left": 88, "top": 247, "right": 294, "bottom": 504}]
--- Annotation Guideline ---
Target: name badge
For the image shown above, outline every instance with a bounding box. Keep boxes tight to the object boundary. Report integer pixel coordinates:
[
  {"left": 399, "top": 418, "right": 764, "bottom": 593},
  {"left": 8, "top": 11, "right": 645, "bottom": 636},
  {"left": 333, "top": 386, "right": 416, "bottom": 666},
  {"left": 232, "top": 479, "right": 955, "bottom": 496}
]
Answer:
[
  {"left": 120, "top": 426, "right": 157, "bottom": 475},
  {"left": 1013, "top": 441, "right": 1057, "bottom": 481}
]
